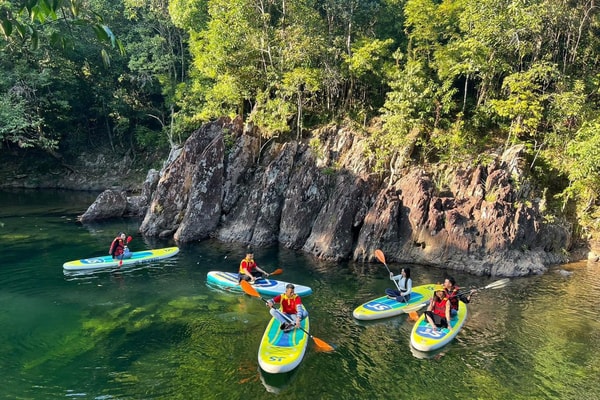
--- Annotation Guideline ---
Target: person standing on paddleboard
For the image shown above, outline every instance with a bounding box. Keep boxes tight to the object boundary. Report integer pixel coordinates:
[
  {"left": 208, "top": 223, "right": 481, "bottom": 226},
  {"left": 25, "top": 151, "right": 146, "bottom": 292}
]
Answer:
[
  {"left": 109, "top": 232, "right": 132, "bottom": 260},
  {"left": 266, "top": 283, "right": 308, "bottom": 332},
  {"left": 238, "top": 249, "right": 269, "bottom": 283},
  {"left": 385, "top": 267, "right": 412, "bottom": 302},
  {"left": 424, "top": 284, "right": 452, "bottom": 331},
  {"left": 443, "top": 276, "right": 476, "bottom": 317}
]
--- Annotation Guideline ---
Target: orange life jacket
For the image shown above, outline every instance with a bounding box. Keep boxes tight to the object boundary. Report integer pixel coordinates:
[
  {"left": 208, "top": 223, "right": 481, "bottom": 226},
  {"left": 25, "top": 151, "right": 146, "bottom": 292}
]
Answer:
[{"left": 239, "top": 258, "right": 257, "bottom": 274}]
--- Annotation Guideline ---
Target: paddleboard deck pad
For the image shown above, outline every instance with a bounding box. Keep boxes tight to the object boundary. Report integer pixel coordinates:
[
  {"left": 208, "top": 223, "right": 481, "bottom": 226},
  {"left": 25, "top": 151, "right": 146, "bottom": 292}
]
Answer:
[{"left": 258, "top": 316, "right": 310, "bottom": 374}]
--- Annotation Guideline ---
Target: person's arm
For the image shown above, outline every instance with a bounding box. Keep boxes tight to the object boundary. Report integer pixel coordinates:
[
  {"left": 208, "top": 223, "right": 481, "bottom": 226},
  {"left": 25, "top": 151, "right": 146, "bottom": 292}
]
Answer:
[
  {"left": 240, "top": 260, "right": 255, "bottom": 282},
  {"left": 256, "top": 265, "right": 269, "bottom": 276},
  {"left": 427, "top": 298, "right": 434, "bottom": 311},
  {"left": 109, "top": 239, "right": 117, "bottom": 256},
  {"left": 458, "top": 289, "right": 476, "bottom": 303},
  {"left": 268, "top": 295, "right": 281, "bottom": 307},
  {"left": 390, "top": 273, "right": 401, "bottom": 281},
  {"left": 294, "top": 298, "right": 302, "bottom": 327},
  {"left": 446, "top": 302, "right": 452, "bottom": 330}
]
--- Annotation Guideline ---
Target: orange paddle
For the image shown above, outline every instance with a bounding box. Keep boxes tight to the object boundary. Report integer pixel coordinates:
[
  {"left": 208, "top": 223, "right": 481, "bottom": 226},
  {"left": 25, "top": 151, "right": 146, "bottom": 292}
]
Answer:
[
  {"left": 240, "top": 280, "right": 334, "bottom": 352},
  {"left": 376, "top": 249, "right": 420, "bottom": 321}
]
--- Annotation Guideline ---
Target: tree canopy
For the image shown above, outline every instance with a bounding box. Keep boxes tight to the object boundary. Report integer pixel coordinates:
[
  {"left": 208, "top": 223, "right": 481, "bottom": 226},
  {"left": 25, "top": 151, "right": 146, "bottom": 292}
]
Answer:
[{"left": 1, "top": 0, "right": 600, "bottom": 230}]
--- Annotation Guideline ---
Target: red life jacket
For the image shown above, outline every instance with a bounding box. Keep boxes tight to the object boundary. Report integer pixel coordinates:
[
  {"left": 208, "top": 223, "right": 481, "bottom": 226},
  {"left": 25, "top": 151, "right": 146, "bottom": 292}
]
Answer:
[
  {"left": 273, "top": 293, "right": 302, "bottom": 314},
  {"left": 445, "top": 287, "right": 460, "bottom": 310},
  {"left": 109, "top": 237, "right": 125, "bottom": 257},
  {"left": 432, "top": 297, "right": 448, "bottom": 318}
]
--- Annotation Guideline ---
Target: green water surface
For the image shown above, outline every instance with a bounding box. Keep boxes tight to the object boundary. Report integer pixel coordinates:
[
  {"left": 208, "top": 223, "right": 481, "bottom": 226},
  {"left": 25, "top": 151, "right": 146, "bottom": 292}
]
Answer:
[{"left": 1, "top": 189, "right": 599, "bottom": 399}]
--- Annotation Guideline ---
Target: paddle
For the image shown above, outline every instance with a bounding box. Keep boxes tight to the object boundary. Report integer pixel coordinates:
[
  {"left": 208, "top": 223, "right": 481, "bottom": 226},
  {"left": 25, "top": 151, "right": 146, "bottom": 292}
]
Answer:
[
  {"left": 456, "top": 278, "right": 510, "bottom": 296},
  {"left": 240, "top": 280, "right": 334, "bottom": 352},
  {"left": 374, "top": 249, "right": 419, "bottom": 320},
  {"left": 247, "top": 268, "right": 283, "bottom": 283},
  {"left": 411, "top": 279, "right": 511, "bottom": 321},
  {"left": 118, "top": 236, "right": 133, "bottom": 267},
  {"left": 374, "top": 249, "right": 401, "bottom": 292},
  {"left": 403, "top": 301, "right": 429, "bottom": 321}
]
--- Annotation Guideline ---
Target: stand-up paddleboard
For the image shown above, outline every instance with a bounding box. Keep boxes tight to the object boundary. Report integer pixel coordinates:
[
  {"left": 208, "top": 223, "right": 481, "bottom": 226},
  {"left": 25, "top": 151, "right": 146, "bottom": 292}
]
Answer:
[
  {"left": 410, "top": 301, "right": 468, "bottom": 352},
  {"left": 206, "top": 271, "right": 312, "bottom": 296},
  {"left": 258, "top": 316, "right": 310, "bottom": 374},
  {"left": 352, "top": 284, "right": 434, "bottom": 320},
  {"left": 63, "top": 247, "right": 179, "bottom": 271}
]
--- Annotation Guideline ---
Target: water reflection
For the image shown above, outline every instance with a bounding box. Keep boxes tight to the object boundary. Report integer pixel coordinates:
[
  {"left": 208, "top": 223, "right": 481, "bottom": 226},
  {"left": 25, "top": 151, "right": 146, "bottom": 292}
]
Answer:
[
  {"left": 3, "top": 189, "right": 600, "bottom": 399},
  {"left": 259, "top": 367, "right": 299, "bottom": 394}
]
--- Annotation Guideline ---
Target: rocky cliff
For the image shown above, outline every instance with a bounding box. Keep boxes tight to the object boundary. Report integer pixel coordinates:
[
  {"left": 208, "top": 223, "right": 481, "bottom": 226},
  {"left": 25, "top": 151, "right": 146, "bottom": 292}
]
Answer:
[{"left": 81, "top": 117, "right": 573, "bottom": 276}]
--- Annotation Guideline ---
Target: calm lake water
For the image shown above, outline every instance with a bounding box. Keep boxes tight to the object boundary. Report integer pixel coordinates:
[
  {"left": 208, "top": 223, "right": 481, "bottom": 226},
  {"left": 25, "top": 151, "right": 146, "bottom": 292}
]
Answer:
[{"left": 1, "top": 189, "right": 599, "bottom": 399}]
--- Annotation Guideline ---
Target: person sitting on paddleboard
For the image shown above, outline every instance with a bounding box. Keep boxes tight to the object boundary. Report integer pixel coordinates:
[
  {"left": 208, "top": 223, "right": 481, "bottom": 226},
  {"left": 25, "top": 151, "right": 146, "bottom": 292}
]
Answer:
[
  {"left": 109, "top": 232, "right": 132, "bottom": 260},
  {"left": 443, "top": 275, "right": 476, "bottom": 317},
  {"left": 266, "top": 283, "right": 308, "bottom": 332},
  {"left": 238, "top": 249, "right": 269, "bottom": 283},
  {"left": 424, "top": 284, "right": 452, "bottom": 331},
  {"left": 385, "top": 267, "right": 412, "bottom": 302}
]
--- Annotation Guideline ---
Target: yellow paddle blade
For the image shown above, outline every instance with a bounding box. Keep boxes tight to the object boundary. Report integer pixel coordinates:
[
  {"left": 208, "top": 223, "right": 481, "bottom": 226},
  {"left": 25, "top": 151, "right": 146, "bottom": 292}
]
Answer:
[
  {"left": 312, "top": 336, "right": 335, "bottom": 352},
  {"left": 240, "top": 280, "right": 260, "bottom": 298}
]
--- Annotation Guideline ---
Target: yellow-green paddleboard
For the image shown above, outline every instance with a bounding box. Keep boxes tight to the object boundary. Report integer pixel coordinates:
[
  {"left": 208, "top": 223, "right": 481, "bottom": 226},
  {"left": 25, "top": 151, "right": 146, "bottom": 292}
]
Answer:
[{"left": 258, "top": 316, "right": 309, "bottom": 374}]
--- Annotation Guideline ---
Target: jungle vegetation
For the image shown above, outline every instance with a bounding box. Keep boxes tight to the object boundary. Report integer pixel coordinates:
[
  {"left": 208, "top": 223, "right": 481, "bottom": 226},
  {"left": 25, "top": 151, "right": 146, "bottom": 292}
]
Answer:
[{"left": 1, "top": 0, "right": 600, "bottom": 232}]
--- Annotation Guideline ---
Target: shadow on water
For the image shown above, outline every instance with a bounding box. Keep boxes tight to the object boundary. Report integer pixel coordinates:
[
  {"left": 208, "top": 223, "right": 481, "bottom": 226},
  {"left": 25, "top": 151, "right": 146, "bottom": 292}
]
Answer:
[{"left": 259, "top": 367, "right": 299, "bottom": 394}]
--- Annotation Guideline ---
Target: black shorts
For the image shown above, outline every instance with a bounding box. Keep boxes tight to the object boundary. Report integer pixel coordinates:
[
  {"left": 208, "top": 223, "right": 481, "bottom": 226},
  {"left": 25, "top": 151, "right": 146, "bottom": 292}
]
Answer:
[
  {"left": 425, "top": 311, "right": 448, "bottom": 328},
  {"left": 238, "top": 271, "right": 264, "bottom": 282}
]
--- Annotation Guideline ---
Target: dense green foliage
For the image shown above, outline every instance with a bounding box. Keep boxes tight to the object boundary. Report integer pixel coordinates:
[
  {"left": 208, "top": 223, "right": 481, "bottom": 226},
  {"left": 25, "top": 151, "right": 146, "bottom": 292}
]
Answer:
[{"left": 1, "top": 0, "right": 600, "bottom": 229}]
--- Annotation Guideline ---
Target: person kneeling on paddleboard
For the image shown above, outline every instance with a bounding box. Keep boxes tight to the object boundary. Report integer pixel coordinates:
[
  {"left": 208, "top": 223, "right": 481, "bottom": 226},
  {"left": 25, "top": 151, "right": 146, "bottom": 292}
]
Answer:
[
  {"left": 109, "top": 232, "right": 132, "bottom": 260},
  {"left": 424, "top": 285, "right": 452, "bottom": 331},
  {"left": 238, "top": 249, "right": 269, "bottom": 283},
  {"left": 385, "top": 267, "right": 412, "bottom": 302},
  {"left": 266, "top": 284, "right": 308, "bottom": 332}
]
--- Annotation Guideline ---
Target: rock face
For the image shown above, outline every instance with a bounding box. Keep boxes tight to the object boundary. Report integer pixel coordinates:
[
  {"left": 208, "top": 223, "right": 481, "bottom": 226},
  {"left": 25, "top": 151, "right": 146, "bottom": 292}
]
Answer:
[
  {"left": 139, "top": 117, "right": 237, "bottom": 241},
  {"left": 79, "top": 189, "right": 128, "bottom": 222},
  {"left": 79, "top": 169, "right": 159, "bottom": 222},
  {"left": 91, "top": 118, "right": 573, "bottom": 276}
]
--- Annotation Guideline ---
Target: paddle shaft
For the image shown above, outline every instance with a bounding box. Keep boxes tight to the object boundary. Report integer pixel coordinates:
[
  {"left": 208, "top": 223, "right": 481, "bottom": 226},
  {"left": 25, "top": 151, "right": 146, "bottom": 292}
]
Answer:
[
  {"left": 375, "top": 249, "right": 401, "bottom": 291},
  {"left": 259, "top": 295, "right": 315, "bottom": 341},
  {"left": 456, "top": 278, "right": 510, "bottom": 296},
  {"left": 239, "top": 280, "right": 334, "bottom": 351},
  {"left": 240, "top": 281, "right": 334, "bottom": 351}
]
